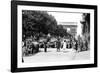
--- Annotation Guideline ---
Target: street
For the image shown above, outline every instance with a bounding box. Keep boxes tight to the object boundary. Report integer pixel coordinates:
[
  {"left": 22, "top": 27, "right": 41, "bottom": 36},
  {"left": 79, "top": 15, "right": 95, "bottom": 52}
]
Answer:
[{"left": 23, "top": 48, "right": 90, "bottom": 63}]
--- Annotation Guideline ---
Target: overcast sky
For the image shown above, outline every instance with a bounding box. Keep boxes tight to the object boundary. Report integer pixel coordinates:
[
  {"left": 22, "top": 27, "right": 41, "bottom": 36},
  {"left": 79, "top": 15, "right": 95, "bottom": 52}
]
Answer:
[
  {"left": 48, "top": 11, "right": 83, "bottom": 25},
  {"left": 47, "top": 11, "right": 83, "bottom": 37}
]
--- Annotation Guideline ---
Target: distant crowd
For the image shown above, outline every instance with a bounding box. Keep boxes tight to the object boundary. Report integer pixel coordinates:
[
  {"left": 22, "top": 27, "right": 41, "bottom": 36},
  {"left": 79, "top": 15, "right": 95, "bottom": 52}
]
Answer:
[{"left": 22, "top": 35, "right": 89, "bottom": 57}]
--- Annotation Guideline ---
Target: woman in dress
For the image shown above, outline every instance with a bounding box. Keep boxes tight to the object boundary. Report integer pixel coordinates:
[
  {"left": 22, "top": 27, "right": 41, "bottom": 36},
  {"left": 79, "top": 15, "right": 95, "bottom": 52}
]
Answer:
[{"left": 62, "top": 40, "right": 67, "bottom": 50}]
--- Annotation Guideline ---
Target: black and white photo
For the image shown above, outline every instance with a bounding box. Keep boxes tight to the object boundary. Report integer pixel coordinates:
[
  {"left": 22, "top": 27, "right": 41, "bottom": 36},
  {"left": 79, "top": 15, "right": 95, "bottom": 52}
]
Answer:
[{"left": 22, "top": 10, "right": 90, "bottom": 63}]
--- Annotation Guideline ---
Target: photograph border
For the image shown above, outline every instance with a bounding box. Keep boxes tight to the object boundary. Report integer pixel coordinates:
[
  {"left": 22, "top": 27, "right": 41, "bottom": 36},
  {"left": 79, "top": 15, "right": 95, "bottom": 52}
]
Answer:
[{"left": 11, "top": 1, "right": 97, "bottom": 72}]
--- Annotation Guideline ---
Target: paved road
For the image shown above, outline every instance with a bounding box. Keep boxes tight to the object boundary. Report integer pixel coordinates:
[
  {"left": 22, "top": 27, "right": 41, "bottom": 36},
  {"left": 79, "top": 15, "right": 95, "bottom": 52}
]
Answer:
[{"left": 23, "top": 48, "right": 78, "bottom": 63}]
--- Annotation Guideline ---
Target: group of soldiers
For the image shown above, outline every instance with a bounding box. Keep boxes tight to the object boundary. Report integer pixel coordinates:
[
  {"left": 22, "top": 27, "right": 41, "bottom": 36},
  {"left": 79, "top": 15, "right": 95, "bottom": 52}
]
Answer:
[
  {"left": 22, "top": 35, "right": 89, "bottom": 56},
  {"left": 22, "top": 35, "right": 89, "bottom": 62},
  {"left": 55, "top": 37, "right": 78, "bottom": 52},
  {"left": 54, "top": 36, "right": 89, "bottom": 52},
  {"left": 22, "top": 38, "right": 39, "bottom": 56}
]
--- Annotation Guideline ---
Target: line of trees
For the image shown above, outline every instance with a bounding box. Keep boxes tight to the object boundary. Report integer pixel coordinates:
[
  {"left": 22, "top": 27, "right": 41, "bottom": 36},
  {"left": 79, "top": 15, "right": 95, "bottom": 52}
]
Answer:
[{"left": 22, "top": 10, "right": 69, "bottom": 40}]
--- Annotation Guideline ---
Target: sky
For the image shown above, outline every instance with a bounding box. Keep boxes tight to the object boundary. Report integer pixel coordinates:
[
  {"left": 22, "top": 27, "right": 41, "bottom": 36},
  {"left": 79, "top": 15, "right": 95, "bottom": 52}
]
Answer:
[
  {"left": 48, "top": 11, "right": 83, "bottom": 37},
  {"left": 48, "top": 11, "right": 83, "bottom": 24}
]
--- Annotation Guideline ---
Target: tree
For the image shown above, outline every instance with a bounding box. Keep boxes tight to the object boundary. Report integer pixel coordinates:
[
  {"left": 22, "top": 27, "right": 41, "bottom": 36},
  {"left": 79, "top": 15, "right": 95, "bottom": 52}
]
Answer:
[
  {"left": 22, "top": 10, "right": 57, "bottom": 40},
  {"left": 54, "top": 25, "right": 67, "bottom": 37},
  {"left": 22, "top": 10, "right": 69, "bottom": 40}
]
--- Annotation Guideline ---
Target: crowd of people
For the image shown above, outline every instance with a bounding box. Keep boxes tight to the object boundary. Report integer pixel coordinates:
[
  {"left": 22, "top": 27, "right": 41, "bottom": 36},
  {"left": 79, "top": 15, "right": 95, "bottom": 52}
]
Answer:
[
  {"left": 22, "top": 34, "right": 89, "bottom": 58},
  {"left": 22, "top": 35, "right": 89, "bottom": 62}
]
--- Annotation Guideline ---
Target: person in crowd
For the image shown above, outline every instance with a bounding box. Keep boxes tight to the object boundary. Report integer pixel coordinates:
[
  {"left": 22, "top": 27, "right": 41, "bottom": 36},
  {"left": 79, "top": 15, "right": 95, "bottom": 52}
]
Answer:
[
  {"left": 56, "top": 38, "right": 61, "bottom": 52},
  {"left": 62, "top": 40, "right": 67, "bottom": 50},
  {"left": 22, "top": 41, "right": 26, "bottom": 62},
  {"left": 85, "top": 40, "right": 88, "bottom": 50},
  {"left": 60, "top": 40, "right": 63, "bottom": 49},
  {"left": 72, "top": 38, "right": 78, "bottom": 52},
  {"left": 75, "top": 40, "right": 78, "bottom": 52},
  {"left": 44, "top": 40, "right": 48, "bottom": 52},
  {"left": 31, "top": 39, "right": 39, "bottom": 53}
]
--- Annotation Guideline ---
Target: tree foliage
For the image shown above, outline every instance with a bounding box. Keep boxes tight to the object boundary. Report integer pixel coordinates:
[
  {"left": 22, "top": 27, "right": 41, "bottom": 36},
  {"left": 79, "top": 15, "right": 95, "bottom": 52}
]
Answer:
[
  {"left": 23, "top": 10, "right": 57, "bottom": 35},
  {"left": 22, "top": 10, "right": 68, "bottom": 40}
]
